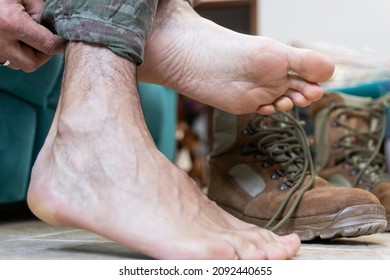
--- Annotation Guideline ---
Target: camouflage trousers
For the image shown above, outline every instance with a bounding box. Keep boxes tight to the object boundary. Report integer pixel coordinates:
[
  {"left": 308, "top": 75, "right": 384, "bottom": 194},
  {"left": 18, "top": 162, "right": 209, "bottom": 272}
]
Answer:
[{"left": 42, "top": 0, "right": 193, "bottom": 65}]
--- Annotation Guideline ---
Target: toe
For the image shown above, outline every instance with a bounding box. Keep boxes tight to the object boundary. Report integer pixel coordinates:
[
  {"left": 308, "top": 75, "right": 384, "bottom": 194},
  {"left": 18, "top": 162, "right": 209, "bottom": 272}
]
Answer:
[
  {"left": 288, "top": 47, "right": 335, "bottom": 83},
  {"left": 256, "top": 104, "right": 277, "bottom": 115},
  {"left": 284, "top": 90, "right": 311, "bottom": 107},
  {"left": 273, "top": 96, "right": 294, "bottom": 111}
]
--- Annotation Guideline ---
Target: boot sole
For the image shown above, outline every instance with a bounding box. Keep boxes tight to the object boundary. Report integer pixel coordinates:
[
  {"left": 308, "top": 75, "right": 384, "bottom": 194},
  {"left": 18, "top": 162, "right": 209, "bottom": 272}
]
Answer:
[{"left": 221, "top": 204, "right": 387, "bottom": 241}]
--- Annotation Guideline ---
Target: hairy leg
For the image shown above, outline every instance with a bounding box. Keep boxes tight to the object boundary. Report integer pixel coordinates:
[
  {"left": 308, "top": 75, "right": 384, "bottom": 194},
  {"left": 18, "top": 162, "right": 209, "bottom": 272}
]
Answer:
[
  {"left": 138, "top": 0, "right": 334, "bottom": 114},
  {"left": 27, "top": 42, "right": 300, "bottom": 260}
]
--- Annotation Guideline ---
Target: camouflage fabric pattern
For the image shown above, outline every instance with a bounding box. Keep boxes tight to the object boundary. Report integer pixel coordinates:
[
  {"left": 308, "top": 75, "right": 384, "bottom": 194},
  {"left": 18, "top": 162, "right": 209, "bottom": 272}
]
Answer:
[{"left": 42, "top": 0, "right": 193, "bottom": 65}]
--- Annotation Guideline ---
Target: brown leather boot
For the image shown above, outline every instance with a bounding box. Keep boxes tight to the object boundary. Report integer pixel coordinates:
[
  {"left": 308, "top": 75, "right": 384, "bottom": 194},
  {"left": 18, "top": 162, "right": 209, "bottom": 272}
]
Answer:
[
  {"left": 207, "top": 109, "right": 387, "bottom": 240},
  {"left": 310, "top": 92, "right": 390, "bottom": 231}
]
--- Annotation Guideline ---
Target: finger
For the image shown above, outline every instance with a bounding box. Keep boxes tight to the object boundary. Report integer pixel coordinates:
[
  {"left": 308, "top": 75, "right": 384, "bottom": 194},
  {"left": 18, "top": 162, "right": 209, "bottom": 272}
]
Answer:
[
  {"left": 0, "top": 53, "right": 19, "bottom": 70},
  {"left": 287, "top": 47, "right": 335, "bottom": 83},
  {"left": 17, "top": 17, "right": 65, "bottom": 55},
  {"left": 5, "top": 43, "right": 52, "bottom": 72},
  {"left": 23, "top": 0, "right": 45, "bottom": 22},
  {"left": 0, "top": 58, "right": 11, "bottom": 67},
  {"left": 1, "top": 61, "right": 19, "bottom": 71}
]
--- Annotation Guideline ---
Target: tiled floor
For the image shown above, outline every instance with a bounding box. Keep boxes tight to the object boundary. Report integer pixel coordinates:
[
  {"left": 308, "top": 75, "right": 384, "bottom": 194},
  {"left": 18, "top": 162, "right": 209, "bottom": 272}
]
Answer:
[{"left": 1, "top": 203, "right": 390, "bottom": 260}]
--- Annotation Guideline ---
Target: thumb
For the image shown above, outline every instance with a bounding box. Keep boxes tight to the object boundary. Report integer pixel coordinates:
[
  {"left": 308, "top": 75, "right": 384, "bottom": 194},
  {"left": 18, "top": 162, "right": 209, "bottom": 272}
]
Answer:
[{"left": 23, "top": 0, "right": 45, "bottom": 22}]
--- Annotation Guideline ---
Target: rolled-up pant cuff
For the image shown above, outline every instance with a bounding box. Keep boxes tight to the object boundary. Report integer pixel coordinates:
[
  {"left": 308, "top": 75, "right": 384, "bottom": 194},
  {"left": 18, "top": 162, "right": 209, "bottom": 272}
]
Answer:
[{"left": 42, "top": 0, "right": 193, "bottom": 65}]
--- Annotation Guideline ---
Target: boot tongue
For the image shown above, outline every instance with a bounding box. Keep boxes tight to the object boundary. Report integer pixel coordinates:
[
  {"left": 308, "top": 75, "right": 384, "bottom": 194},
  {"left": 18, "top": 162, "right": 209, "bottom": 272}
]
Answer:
[
  {"left": 268, "top": 112, "right": 306, "bottom": 173},
  {"left": 339, "top": 109, "right": 377, "bottom": 148},
  {"left": 332, "top": 95, "right": 390, "bottom": 185},
  {"left": 248, "top": 110, "right": 316, "bottom": 231},
  {"left": 332, "top": 94, "right": 381, "bottom": 150},
  {"left": 338, "top": 93, "right": 376, "bottom": 148}
]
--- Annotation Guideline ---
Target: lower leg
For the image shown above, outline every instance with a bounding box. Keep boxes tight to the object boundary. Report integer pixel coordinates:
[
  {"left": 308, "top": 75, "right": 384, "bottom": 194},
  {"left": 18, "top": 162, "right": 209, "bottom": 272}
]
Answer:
[{"left": 27, "top": 42, "right": 300, "bottom": 260}]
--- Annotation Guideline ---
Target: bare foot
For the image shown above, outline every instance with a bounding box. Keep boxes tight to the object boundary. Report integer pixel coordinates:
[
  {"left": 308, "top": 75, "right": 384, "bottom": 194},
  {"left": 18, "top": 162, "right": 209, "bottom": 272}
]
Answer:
[
  {"left": 27, "top": 42, "right": 300, "bottom": 260},
  {"left": 138, "top": 0, "right": 335, "bottom": 115}
]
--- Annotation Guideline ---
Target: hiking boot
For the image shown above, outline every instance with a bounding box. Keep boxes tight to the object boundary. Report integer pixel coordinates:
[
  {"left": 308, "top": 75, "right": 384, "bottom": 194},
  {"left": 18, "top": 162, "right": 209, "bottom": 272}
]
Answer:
[
  {"left": 207, "top": 109, "right": 387, "bottom": 240},
  {"left": 310, "top": 92, "right": 390, "bottom": 231}
]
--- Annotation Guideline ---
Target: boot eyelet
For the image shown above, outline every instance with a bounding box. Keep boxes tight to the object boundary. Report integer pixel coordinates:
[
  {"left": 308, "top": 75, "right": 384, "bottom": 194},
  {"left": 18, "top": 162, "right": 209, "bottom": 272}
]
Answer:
[
  {"left": 332, "top": 142, "right": 340, "bottom": 149},
  {"left": 331, "top": 121, "right": 338, "bottom": 128},
  {"left": 350, "top": 168, "right": 359, "bottom": 176},
  {"left": 357, "top": 178, "right": 366, "bottom": 185},
  {"left": 280, "top": 183, "right": 289, "bottom": 191},
  {"left": 271, "top": 172, "right": 280, "bottom": 179},
  {"left": 241, "top": 147, "right": 249, "bottom": 155},
  {"left": 241, "top": 128, "right": 249, "bottom": 137},
  {"left": 261, "top": 160, "right": 272, "bottom": 168},
  {"left": 241, "top": 127, "right": 254, "bottom": 137},
  {"left": 276, "top": 168, "right": 286, "bottom": 176},
  {"left": 364, "top": 184, "right": 374, "bottom": 191}
]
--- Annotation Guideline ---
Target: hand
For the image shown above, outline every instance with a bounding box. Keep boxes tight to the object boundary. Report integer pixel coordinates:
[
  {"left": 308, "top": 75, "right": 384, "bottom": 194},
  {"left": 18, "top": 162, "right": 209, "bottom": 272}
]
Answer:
[{"left": 0, "top": 0, "right": 65, "bottom": 72}]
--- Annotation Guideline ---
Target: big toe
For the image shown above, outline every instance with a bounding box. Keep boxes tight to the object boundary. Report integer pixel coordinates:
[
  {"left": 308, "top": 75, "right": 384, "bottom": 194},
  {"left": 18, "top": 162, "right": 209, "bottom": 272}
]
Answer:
[{"left": 288, "top": 47, "right": 335, "bottom": 83}]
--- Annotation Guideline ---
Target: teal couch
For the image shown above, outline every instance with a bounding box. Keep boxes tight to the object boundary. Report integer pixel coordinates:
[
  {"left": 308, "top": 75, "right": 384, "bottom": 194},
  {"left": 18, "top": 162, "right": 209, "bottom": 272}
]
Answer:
[{"left": 0, "top": 55, "right": 177, "bottom": 204}]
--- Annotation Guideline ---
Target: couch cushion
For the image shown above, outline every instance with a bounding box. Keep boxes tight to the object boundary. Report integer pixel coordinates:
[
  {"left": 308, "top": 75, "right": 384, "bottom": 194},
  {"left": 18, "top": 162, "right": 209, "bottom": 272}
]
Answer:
[
  {"left": 0, "top": 93, "right": 37, "bottom": 203},
  {"left": 0, "top": 55, "right": 63, "bottom": 107}
]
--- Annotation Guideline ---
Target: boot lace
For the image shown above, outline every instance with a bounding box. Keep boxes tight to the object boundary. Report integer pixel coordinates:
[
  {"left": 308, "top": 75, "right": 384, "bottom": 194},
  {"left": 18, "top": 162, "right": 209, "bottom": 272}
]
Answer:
[
  {"left": 329, "top": 102, "right": 390, "bottom": 189},
  {"left": 241, "top": 110, "right": 315, "bottom": 231}
]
